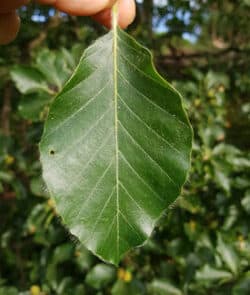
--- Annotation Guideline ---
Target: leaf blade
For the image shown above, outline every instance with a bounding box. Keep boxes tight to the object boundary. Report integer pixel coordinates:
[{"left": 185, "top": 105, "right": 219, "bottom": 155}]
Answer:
[{"left": 40, "top": 29, "right": 192, "bottom": 264}]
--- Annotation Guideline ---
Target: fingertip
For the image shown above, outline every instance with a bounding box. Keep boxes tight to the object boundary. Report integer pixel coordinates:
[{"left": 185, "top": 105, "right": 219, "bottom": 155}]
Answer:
[
  {"left": 54, "top": 0, "right": 116, "bottom": 16},
  {"left": 37, "top": 0, "right": 56, "bottom": 5},
  {"left": 92, "top": 0, "right": 136, "bottom": 29},
  {"left": 92, "top": 9, "right": 112, "bottom": 29},
  {"left": 0, "top": 11, "right": 20, "bottom": 45},
  {"left": 117, "top": 0, "right": 136, "bottom": 29}
]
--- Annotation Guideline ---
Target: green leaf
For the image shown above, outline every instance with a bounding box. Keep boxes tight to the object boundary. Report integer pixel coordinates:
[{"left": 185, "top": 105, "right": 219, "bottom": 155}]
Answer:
[
  {"left": 35, "top": 49, "right": 72, "bottom": 91},
  {"left": 85, "top": 263, "right": 116, "bottom": 289},
  {"left": 18, "top": 92, "right": 51, "bottom": 122},
  {"left": 30, "top": 176, "right": 49, "bottom": 197},
  {"left": 233, "top": 272, "right": 250, "bottom": 295},
  {"left": 52, "top": 243, "right": 75, "bottom": 264},
  {"left": 214, "top": 169, "right": 231, "bottom": 194},
  {"left": 244, "top": 0, "right": 250, "bottom": 6},
  {"left": 0, "top": 287, "right": 18, "bottom": 295},
  {"left": 46, "top": 243, "right": 75, "bottom": 282},
  {"left": 241, "top": 190, "right": 250, "bottom": 213},
  {"left": 111, "top": 280, "right": 145, "bottom": 295},
  {"left": 40, "top": 28, "right": 192, "bottom": 264},
  {"left": 10, "top": 66, "right": 49, "bottom": 94},
  {"left": 196, "top": 264, "right": 233, "bottom": 282},
  {"left": 216, "top": 234, "right": 239, "bottom": 275},
  {"left": 205, "top": 71, "right": 229, "bottom": 90},
  {"left": 147, "top": 279, "right": 183, "bottom": 295},
  {"left": 75, "top": 246, "right": 95, "bottom": 271}
]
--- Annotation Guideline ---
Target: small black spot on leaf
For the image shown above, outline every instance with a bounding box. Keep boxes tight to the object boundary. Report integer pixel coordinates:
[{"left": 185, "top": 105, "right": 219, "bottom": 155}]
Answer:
[{"left": 50, "top": 150, "right": 55, "bottom": 155}]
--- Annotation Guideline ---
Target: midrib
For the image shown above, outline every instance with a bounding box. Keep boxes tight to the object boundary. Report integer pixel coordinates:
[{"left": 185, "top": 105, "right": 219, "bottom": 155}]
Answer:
[{"left": 112, "top": 5, "right": 120, "bottom": 261}]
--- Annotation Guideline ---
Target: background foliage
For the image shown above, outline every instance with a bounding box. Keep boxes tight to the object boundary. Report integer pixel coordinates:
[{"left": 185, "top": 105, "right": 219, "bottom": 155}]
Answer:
[{"left": 0, "top": 0, "right": 250, "bottom": 294}]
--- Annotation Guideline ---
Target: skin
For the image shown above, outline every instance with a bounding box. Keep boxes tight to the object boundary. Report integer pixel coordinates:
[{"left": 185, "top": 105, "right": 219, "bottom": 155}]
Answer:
[{"left": 0, "top": 0, "right": 136, "bottom": 45}]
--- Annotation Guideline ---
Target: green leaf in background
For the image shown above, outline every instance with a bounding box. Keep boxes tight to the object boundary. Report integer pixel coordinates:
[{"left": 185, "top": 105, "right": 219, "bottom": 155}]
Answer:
[
  {"left": 216, "top": 234, "right": 239, "bottom": 275},
  {"left": 244, "top": 0, "right": 250, "bottom": 6},
  {"left": 233, "top": 272, "right": 250, "bottom": 295},
  {"left": 46, "top": 243, "right": 75, "bottom": 284},
  {"left": 196, "top": 264, "right": 233, "bottom": 282},
  {"left": 85, "top": 263, "right": 116, "bottom": 289},
  {"left": 10, "top": 66, "right": 50, "bottom": 94},
  {"left": 147, "top": 279, "right": 183, "bottom": 295},
  {"left": 35, "top": 48, "right": 72, "bottom": 90},
  {"left": 241, "top": 189, "right": 250, "bottom": 213},
  {"left": 18, "top": 92, "right": 51, "bottom": 122},
  {"left": 11, "top": 48, "right": 81, "bottom": 122},
  {"left": 40, "top": 25, "right": 192, "bottom": 264},
  {"left": 30, "top": 176, "right": 49, "bottom": 197},
  {"left": 111, "top": 280, "right": 145, "bottom": 295},
  {"left": 11, "top": 48, "right": 78, "bottom": 96},
  {"left": 0, "top": 287, "right": 18, "bottom": 295}
]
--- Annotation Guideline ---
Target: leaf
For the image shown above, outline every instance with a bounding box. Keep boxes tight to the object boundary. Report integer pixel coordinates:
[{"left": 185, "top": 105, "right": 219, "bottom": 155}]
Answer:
[
  {"left": 10, "top": 66, "right": 49, "bottom": 94},
  {"left": 233, "top": 272, "right": 250, "bottom": 295},
  {"left": 205, "top": 71, "right": 229, "bottom": 90},
  {"left": 18, "top": 92, "right": 51, "bottom": 122},
  {"left": 75, "top": 246, "right": 95, "bottom": 271},
  {"left": 46, "top": 243, "right": 75, "bottom": 282},
  {"left": 11, "top": 48, "right": 81, "bottom": 122},
  {"left": 52, "top": 243, "right": 75, "bottom": 264},
  {"left": 30, "top": 176, "right": 48, "bottom": 197},
  {"left": 214, "top": 169, "right": 231, "bottom": 194},
  {"left": 0, "top": 287, "right": 18, "bottom": 295},
  {"left": 111, "top": 280, "right": 145, "bottom": 295},
  {"left": 85, "top": 263, "right": 116, "bottom": 289},
  {"left": 241, "top": 190, "right": 250, "bottom": 213},
  {"left": 196, "top": 264, "right": 233, "bottom": 282},
  {"left": 147, "top": 279, "right": 183, "bottom": 295},
  {"left": 216, "top": 234, "right": 239, "bottom": 275},
  {"left": 40, "top": 27, "right": 192, "bottom": 264},
  {"left": 244, "top": 0, "right": 250, "bottom": 6},
  {"left": 35, "top": 49, "right": 73, "bottom": 90},
  {"left": 223, "top": 205, "right": 239, "bottom": 230}
]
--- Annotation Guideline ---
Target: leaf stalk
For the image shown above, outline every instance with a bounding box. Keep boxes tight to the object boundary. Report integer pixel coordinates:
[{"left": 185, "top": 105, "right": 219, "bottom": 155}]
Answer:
[{"left": 112, "top": 3, "right": 118, "bottom": 30}]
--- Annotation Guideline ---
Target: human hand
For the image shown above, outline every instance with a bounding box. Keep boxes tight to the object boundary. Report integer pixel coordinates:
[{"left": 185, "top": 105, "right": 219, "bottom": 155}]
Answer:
[{"left": 0, "top": 0, "right": 136, "bottom": 45}]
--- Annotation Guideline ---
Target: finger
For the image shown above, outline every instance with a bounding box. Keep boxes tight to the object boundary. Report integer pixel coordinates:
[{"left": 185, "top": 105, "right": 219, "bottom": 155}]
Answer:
[
  {"left": 0, "top": 11, "right": 20, "bottom": 45},
  {"left": 36, "top": 0, "right": 56, "bottom": 4},
  {"left": 54, "top": 0, "right": 116, "bottom": 16},
  {"left": 92, "top": 0, "right": 136, "bottom": 29},
  {"left": 0, "top": 0, "right": 29, "bottom": 14}
]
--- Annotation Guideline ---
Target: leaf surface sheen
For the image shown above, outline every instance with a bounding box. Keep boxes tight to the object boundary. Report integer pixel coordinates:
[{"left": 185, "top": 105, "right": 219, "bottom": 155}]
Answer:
[{"left": 40, "top": 28, "right": 192, "bottom": 265}]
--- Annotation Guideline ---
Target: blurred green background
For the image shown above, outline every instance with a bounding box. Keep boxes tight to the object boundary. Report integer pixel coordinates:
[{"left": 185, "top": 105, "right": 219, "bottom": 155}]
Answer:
[{"left": 0, "top": 0, "right": 250, "bottom": 294}]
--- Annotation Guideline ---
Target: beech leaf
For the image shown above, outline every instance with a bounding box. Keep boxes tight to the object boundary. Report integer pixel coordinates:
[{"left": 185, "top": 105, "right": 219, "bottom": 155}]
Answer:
[{"left": 40, "top": 27, "right": 192, "bottom": 265}]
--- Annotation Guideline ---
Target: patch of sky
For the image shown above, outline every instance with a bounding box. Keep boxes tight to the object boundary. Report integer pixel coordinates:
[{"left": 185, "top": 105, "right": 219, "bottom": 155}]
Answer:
[
  {"left": 30, "top": 8, "right": 55, "bottom": 22},
  {"left": 143, "top": 0, "right": 201, "bottom": 43}
]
